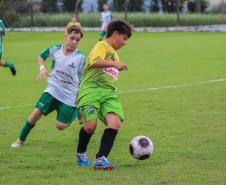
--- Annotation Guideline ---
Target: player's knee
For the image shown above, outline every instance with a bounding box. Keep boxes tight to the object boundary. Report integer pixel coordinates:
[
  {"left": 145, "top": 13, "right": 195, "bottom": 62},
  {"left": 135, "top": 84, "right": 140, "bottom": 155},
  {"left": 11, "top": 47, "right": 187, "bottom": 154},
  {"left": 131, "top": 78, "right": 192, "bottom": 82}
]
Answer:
[
  {"left": 56, "top": 122, "right": 68, "bottom": 130},
  {"left": 105, "top": 113, "right": 122, "bottom": 129},
  {"left": 28, "top": 108, "right": 43, "bottom": 124},
  {"left": 28, "top": 115, "right": 40, "bottom": 125},
  {"left": 56, "top": 125, "right": 64, "bottom": 130},
  {"left": 83, "top": 120, "right": 97, "bottom": 134},
  {"left": 83, "top": 124, "right": 96, "bottom": 134},
  {"left": 84, "top": 127, "right": 95, "bottom": 134}
]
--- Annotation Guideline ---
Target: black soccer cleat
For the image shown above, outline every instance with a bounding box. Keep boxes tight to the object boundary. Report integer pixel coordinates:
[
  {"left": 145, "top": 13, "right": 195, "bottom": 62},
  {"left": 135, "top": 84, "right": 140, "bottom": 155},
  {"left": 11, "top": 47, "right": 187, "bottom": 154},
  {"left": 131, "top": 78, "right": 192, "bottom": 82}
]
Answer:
[{"left": 10, "top": 65, "right": 16, "bottom": 76}]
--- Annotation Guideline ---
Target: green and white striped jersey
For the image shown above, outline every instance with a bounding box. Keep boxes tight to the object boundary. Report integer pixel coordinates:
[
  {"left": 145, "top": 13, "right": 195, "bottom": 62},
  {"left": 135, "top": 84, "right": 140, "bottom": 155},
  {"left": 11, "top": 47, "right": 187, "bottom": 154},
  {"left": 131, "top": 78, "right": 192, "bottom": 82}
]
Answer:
[{"left": 40, "top": 44, "right": 85, "bottom": 107}]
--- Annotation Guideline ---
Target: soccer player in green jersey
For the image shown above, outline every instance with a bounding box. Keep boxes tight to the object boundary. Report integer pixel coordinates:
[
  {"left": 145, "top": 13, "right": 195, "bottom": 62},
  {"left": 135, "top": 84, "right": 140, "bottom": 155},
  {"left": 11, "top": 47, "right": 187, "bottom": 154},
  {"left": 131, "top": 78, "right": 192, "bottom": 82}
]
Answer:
[
  {"left": 75, "top": 20, "right": 132, "bottom": 170},
  {"left": 0, "top": 19, "right": 16, "bottom": 76},
  {"left": 11, "top": 25, "right": 85, "bottom": 149}
]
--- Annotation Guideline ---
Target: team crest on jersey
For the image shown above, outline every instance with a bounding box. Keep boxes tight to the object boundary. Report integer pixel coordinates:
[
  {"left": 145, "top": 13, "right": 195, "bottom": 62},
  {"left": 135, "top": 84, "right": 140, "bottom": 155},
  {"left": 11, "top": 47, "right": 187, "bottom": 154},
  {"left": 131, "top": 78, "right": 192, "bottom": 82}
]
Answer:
[
  {"left": 110, "top": 53, "right": 115, "bottom": 60},
  {"left": 69, "top": 63, "right": 76, "bottom": 68},
  {"left": 86, "top": 106, "right": 95, "bottom": 114}
]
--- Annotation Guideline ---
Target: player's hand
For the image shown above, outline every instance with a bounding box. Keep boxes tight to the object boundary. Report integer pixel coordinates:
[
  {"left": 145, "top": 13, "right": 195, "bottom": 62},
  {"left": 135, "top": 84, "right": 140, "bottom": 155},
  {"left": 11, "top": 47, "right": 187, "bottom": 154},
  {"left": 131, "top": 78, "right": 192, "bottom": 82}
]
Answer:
[
  {"left": 36, "top": 66, "right": 49, "bottom": 80},
  {"left": 115, "top": 62, "right": 127, "bottom": 71},
  {"left": 78, "top": 112, "right": 83, "bottom": 125}
]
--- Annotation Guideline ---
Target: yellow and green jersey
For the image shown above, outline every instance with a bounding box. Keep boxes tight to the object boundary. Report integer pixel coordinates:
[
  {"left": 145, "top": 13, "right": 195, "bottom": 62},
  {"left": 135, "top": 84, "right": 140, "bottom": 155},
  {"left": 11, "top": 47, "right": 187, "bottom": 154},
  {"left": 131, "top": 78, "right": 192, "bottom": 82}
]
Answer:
[{"left": 80, "top": 40, "right": 120, "bottom": 90}]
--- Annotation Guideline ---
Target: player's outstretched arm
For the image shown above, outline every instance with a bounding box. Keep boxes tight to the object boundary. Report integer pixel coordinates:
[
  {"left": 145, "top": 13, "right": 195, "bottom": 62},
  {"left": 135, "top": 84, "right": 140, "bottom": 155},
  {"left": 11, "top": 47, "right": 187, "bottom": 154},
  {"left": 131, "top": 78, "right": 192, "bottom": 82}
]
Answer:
[
  {"left": 114, "top": 61, "right": 127, "bottom": 71},
  {"left": 91, "top": 60, "right": 127, "bottom": 71},
  {"left": 36, "top": 56, "right": 49, "bottom": 81}
]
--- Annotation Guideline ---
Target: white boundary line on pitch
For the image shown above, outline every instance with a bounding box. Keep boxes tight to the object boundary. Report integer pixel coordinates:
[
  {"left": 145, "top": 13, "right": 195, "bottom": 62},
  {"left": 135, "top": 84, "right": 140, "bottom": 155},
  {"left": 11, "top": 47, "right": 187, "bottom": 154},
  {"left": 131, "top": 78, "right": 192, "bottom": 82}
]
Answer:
[
  {"left": 118, "top": 78, "right": 226, "bottom": 94},
  {"left": 0, "top": 78, "right": 226, "bottom": 111},
  {"left": 0, "top": 104, "right": 33, "bottom": 111}
]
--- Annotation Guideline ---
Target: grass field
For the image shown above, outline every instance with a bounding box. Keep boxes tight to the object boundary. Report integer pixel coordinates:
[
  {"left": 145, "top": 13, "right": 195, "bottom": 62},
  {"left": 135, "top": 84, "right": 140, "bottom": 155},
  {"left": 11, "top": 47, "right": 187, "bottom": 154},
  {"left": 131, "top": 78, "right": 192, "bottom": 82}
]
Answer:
[{"left": 0, "top": 32, "right": 226, "bottom": 185}]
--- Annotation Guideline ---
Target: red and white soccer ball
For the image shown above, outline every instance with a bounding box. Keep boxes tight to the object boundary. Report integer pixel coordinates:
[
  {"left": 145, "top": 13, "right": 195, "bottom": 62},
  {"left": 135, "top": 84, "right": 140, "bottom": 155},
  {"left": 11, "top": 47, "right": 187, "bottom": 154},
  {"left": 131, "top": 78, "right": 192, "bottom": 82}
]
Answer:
[{"left": 129, "top": 136, "right": 154, "bottom": 160}]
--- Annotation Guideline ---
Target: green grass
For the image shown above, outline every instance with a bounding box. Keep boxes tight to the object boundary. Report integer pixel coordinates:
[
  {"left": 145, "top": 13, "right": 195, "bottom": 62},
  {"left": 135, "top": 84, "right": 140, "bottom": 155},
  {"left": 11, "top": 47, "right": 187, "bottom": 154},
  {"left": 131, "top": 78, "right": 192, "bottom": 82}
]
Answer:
[{"left": 0, "top": 32, "right": 226, "bottom": 185}]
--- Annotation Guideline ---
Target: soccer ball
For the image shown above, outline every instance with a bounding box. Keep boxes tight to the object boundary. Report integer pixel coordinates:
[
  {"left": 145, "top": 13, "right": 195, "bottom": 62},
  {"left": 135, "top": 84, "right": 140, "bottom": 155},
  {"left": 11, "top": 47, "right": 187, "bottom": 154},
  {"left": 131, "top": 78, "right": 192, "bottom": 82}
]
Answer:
[{"left": 129, "top": 136, "right": 154, "bottom": 160}]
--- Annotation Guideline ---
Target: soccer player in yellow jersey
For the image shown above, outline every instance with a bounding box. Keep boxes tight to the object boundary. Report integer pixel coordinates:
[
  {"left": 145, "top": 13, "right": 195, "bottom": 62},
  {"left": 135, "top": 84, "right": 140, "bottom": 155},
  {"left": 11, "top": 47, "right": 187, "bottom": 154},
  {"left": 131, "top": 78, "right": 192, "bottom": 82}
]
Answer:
[{"left": 75, "top": 20, "right": 132, "bottom": 170}]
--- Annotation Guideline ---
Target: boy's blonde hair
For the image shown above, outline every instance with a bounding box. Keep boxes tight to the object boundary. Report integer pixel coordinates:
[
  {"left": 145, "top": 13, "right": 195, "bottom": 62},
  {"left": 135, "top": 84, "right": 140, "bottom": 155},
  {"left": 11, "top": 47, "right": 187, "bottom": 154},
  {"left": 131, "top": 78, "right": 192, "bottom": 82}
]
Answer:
[{"left": 66, "top": 25, "right": 83, "bottom": 38}]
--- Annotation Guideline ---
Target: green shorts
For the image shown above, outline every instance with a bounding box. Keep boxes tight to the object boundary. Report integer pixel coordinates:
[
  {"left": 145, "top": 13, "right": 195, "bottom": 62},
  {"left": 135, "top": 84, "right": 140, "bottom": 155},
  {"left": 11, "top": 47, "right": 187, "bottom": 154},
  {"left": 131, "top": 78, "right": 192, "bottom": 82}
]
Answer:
[
  {"left": 35, "top": 92, "right": 78, "bottom": 124},
  {"left": 78, "top": 87, "right": 124, "bottom": 123}
]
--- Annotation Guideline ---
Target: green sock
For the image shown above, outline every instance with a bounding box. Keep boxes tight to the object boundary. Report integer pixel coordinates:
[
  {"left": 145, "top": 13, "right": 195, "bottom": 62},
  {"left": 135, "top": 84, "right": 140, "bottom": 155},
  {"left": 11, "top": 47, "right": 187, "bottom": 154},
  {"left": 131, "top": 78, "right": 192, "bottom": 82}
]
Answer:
[
  {"left": 19, "top": 121, "right": 35, "bottom": 141},
  {"left": 4, "top": 61, "right": 13, "bottom": 68}
]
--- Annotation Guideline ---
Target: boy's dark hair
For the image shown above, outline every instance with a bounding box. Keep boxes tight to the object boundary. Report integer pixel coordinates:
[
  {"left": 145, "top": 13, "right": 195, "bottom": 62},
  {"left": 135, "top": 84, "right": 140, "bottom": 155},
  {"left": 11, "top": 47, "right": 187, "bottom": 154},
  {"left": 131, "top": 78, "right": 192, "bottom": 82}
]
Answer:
[
  {"left": 106, "top": 20, "right": 132, "bottom": 39},
  {"left": 67, "top": 25, "right": 83, "bottom": 38}
]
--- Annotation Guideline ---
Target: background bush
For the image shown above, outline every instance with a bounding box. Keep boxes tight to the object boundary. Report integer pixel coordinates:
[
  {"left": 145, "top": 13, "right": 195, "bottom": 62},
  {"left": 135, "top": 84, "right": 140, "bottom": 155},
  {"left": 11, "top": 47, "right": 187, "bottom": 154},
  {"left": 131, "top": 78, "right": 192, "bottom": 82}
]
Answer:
[{"left": 9, "top": 12, "right": 226, "bottom": 28}]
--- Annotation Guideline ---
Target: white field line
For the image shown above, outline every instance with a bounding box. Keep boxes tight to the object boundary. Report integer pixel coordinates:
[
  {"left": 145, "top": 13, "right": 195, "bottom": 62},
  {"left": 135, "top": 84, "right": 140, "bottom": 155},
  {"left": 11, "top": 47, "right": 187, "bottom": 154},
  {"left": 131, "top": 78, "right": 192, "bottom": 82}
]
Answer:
[
  {"left": 0, "top": 104, "right": 33, "bottom": 110},
  {"left": 0, "top": 78, "right": 226, "bottom": 111},
  {"left": 118, "top": 78, "right": 226, "bottom": 94}
]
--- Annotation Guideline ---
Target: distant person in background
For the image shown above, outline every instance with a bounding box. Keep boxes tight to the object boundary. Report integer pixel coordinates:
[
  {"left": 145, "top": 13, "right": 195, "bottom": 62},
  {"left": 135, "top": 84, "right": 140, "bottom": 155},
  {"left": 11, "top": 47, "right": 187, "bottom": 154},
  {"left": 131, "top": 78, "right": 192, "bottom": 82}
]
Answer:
[
  {"left": 65, "top": 15, "right": 82, "bottom": 35},
  {"left": 0, "top": 19, "right": 16, "bottom": 76},
  {"left": 99, "top": 3, "right": 112, "bottom": 41}
]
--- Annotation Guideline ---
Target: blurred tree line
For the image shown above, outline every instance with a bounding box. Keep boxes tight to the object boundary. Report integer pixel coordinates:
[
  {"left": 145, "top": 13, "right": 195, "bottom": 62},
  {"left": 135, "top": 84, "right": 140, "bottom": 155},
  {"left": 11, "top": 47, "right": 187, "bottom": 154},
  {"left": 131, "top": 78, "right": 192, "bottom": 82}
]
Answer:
[
  {"left": 0, "top": 0, "right": 210, "bottom": 26},
  {"left": 98, "top": 0, "right": 209, "bottom": 13}
]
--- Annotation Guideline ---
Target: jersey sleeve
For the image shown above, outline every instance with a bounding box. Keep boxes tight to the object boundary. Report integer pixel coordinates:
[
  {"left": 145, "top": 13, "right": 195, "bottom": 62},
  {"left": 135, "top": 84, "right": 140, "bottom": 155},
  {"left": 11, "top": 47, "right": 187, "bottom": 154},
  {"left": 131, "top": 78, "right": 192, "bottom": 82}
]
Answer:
[
  {"left": 100, "top": 13, "right": 103, "bottom": 22},
  {"left": 40, "top": 44, "right": 61, "bottom": 61},
  {"left": 78, "top": 55, "right": 86, "bottom": 81},
  {"left": 40, "top": 48, "right": 50, "bottom": 60},
  {"left": 108, "top": 12, "right": 112, "bottom": 21},
  {"left": 89, "top": 43, "right": 107, "bottom": 66}
]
